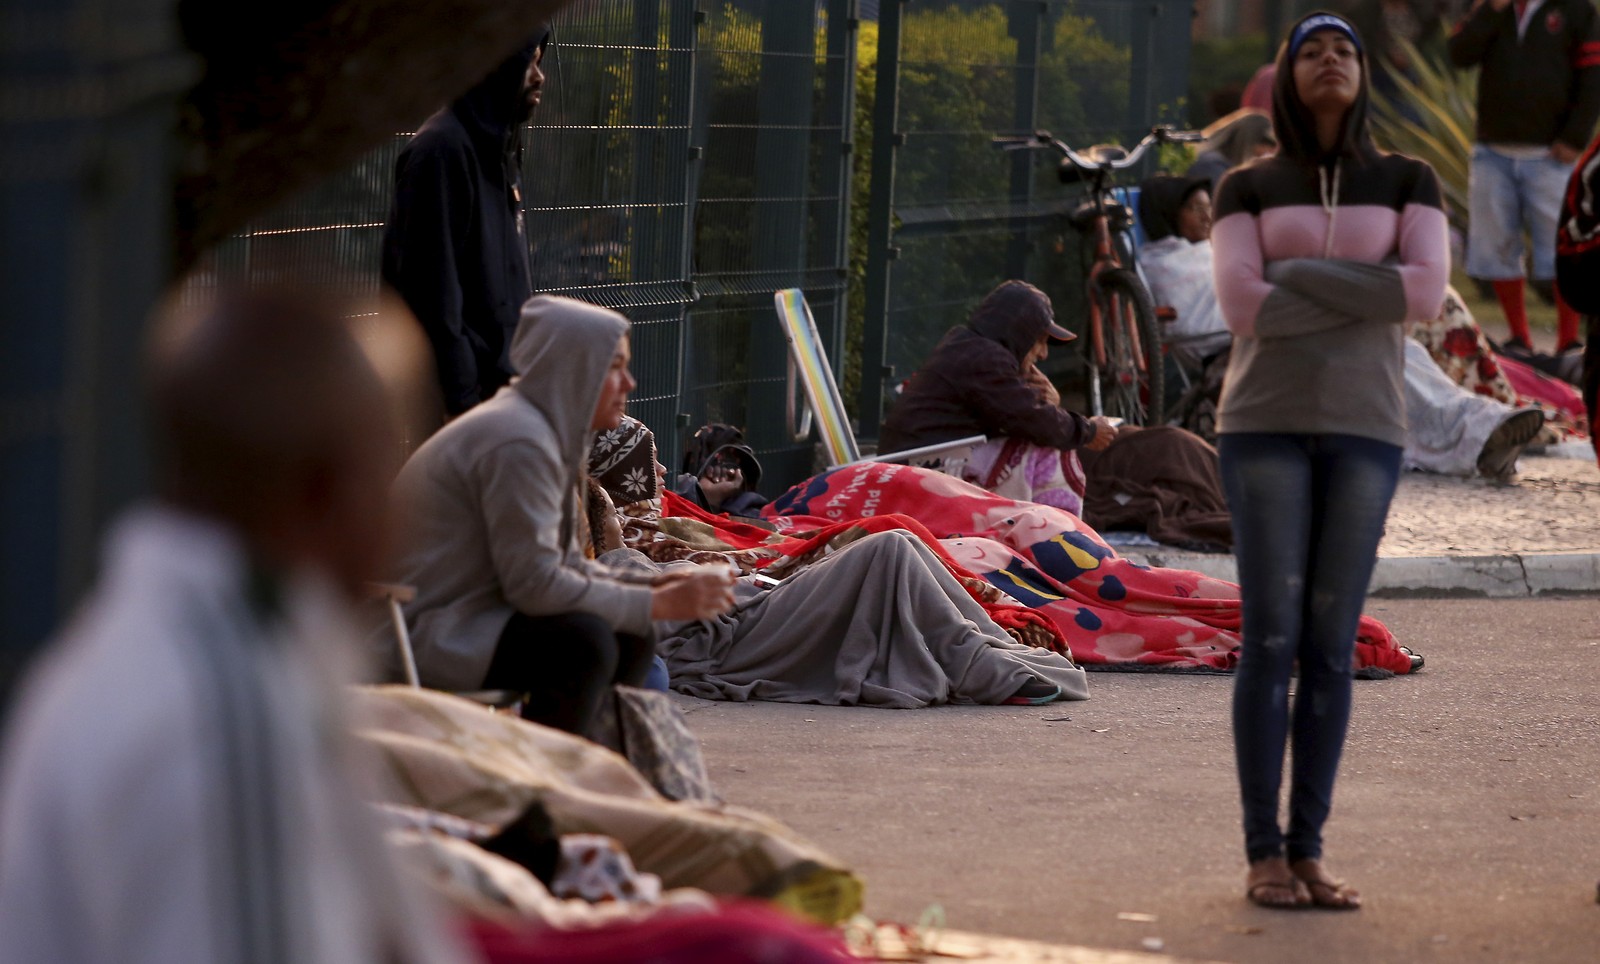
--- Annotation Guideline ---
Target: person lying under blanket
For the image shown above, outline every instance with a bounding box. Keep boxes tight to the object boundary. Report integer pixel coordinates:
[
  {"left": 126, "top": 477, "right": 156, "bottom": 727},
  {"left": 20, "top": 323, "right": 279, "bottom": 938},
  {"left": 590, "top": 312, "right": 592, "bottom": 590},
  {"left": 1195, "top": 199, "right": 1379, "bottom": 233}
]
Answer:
[
  {"left": 760, "top": 460, "right": 1423, "bottom": 677},
  {"left": 585, "top": 416, "right": 1089, "bottom": 707}
]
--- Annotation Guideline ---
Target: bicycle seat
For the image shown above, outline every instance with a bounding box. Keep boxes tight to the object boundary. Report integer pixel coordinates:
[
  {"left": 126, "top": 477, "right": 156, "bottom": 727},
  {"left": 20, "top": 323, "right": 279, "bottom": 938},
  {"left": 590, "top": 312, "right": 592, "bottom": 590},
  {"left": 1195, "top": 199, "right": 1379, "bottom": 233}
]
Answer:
[
  {"left": 1082, "top": 144, "right": 1128, "bottom": 166},
  {"left": 1067, "top": 199, "right": 1132, "bottom": 233}
]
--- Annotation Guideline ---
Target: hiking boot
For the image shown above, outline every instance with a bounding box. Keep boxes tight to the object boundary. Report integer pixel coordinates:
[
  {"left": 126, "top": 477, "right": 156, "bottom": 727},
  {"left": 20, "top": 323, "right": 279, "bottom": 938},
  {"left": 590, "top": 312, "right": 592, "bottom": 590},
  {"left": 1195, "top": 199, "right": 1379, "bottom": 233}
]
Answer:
[
  {"left": 1477, "top": 407, "right": 1545, "bottom": 480},
  {"left": 1004, "top": 678, "right": 1063, "bottom": 705}
]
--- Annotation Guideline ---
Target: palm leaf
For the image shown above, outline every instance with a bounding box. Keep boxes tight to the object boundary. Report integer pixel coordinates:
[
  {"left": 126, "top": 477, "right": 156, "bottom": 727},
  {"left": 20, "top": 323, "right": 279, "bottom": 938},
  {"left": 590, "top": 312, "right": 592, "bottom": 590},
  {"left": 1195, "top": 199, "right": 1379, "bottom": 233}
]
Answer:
[{"left": 1370, "top": 37, "right": 1477, "bottom": 232}]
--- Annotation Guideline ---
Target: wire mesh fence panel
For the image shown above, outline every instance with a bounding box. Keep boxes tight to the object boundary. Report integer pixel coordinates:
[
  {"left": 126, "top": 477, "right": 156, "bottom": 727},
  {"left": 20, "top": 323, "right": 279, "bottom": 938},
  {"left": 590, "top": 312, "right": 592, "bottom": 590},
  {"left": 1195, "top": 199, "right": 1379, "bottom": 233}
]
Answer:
[
  {"left": 859, "top": 0, "right": 1191, "bottom": 434},
  {"left": 686, "top": 0, "right": 857, "bottom": 491},
  {"left": 201, "top": 0, "right": 1180, "bottom": 490},
  {"left": 206, "top": 0, "right": 856, "bottom": 491}
]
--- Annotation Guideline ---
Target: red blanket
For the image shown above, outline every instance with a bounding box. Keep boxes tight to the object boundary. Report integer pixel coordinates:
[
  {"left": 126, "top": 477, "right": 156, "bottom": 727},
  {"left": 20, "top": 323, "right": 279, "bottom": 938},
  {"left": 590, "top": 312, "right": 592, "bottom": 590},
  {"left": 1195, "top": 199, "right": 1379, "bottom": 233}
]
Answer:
[
  {"left": 752, "top": 462, "right": 1411, "bottom": 675},
  {"left": 659, "top": 492, "right": 1067, "bottom": 652}
]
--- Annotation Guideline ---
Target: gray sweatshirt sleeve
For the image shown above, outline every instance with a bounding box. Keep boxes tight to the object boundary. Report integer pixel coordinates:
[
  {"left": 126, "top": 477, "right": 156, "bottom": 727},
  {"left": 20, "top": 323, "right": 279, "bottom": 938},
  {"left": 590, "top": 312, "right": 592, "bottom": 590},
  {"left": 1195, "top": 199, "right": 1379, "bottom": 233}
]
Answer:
[
  {"left": 476, "top": 440, "right": 654, "bottom": 636},
  {"left": 1264, "top": 259, "right": 1410, "bottom": 325},
  {"left": 1251, "top": 286, "right": 1365, "bottom": 339}
]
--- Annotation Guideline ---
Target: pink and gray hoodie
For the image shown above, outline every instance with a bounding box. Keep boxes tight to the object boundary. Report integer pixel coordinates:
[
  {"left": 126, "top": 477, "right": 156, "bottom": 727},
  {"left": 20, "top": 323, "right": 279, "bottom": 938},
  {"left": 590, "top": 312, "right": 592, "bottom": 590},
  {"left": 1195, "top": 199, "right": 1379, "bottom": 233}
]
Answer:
[{"left": 1210, "top": 150, "right": 1450, "bottom": 447}]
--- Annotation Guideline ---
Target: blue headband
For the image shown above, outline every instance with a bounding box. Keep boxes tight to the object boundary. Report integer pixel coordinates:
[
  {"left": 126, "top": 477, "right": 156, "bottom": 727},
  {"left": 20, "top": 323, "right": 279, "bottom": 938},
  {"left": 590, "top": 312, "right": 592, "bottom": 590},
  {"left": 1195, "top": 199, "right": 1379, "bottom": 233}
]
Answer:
[{"left": 1288, "top": 14, "right": 1362, "bottom": 60}]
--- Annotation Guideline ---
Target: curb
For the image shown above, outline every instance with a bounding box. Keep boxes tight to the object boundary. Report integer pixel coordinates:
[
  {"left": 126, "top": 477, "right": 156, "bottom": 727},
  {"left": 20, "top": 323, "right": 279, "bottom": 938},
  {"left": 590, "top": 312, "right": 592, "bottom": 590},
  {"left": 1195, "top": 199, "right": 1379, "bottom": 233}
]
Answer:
[{"left": 1117, "top": 549, "right": 1600, "bottom": 598}]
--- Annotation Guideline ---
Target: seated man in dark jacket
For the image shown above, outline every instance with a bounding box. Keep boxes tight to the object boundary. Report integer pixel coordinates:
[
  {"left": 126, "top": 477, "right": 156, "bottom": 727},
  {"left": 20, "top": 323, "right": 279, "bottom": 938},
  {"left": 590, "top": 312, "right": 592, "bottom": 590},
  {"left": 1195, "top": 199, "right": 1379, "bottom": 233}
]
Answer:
[{"left": 879, "top": 280, "right": 1116, "bottom": 515}]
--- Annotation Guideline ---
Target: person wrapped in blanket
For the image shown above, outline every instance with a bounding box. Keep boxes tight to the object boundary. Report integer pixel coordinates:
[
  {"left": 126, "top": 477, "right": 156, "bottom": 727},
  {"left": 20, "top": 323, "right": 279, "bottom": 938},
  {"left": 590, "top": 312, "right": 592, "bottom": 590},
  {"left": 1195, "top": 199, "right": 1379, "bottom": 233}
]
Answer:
[
  {"left": 662, "top": 422, "right": 770, "bottom": 522},
  {"left": 1138, "top": 171, "right": 1546, "bottom": 480},
  {"left": 878, "top": 279, "right": 1118, "bottom": 516},
  {"left": 584, "top": 415, "right": 1089, "bottom": 707}
]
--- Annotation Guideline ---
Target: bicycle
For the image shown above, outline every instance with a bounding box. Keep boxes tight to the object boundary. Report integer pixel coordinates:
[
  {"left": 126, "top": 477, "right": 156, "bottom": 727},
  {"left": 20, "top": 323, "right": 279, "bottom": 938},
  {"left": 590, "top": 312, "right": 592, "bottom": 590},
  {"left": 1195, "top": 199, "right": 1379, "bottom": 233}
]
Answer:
[{"left": 993, "top": 126, "right": 1202, "bottom": 426}]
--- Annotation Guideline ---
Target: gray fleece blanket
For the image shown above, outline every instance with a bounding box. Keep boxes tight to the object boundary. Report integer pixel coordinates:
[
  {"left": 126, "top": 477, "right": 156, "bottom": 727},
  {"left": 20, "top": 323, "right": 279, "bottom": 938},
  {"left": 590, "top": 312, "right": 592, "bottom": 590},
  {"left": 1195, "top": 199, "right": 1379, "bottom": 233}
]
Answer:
[{"left": 644, "top": 530, "right": 1089, "bottom": 708}]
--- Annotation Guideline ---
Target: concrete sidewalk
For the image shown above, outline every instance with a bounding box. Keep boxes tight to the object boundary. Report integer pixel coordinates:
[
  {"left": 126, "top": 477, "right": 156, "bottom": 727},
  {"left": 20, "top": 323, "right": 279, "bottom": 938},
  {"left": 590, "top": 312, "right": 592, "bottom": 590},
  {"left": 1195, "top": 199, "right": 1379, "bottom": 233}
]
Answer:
[
  {"left": 684, "top": 598, "right": 1600, "bottom": 963},
  {"left": 1118, "top": 454, "right": 1600, "bottom": 596}
]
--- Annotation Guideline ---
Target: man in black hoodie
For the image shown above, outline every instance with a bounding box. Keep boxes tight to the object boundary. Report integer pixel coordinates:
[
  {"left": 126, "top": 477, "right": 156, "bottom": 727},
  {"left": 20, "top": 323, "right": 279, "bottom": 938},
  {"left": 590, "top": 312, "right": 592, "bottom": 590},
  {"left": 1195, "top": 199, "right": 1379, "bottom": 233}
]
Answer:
[{"left": 382, "top": 31, "right": 548, "bottom": 418}]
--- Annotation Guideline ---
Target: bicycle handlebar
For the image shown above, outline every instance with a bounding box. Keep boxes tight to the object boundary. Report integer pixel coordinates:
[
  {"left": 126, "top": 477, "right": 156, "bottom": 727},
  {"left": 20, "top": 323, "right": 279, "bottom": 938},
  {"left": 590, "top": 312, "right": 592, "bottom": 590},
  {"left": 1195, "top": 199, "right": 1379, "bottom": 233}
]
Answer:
[{"left": 991, "top": 126, "right": 1204, "bottom": 173}]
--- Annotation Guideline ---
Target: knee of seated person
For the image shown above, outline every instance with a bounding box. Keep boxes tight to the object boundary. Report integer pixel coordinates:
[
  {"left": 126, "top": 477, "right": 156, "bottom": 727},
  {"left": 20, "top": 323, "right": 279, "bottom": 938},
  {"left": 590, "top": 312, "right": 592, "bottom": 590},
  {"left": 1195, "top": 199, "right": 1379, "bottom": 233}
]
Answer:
[{"left": 551, "top": 612, "right": 622, "bottom": 666}]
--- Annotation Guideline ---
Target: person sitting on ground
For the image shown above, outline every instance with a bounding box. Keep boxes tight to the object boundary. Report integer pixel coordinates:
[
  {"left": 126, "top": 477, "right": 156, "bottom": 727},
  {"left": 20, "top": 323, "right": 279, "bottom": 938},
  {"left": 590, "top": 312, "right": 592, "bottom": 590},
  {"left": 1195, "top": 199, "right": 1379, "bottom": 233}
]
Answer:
[
  {"left": 1137, "top": 173, "right": 1231, "bottom": 373},
  {"left": 0, "top": 286, "right": 466, "bottom": 963},
  {"left": 587, "top": 417, "right": 1088, "bottom": 707},
  {"left": 878, "top": 280, "right": 1117, "bottom": 515},
  {"left": 663, "top": 422, "right": 769, "bottom": 521},
  {"left": 1185, "top": 108, "right": 1277, "bottom": 193},
  {"left": 388, "top": 295, "right": 736, "bottom": 739},
  {"left": 1138, "top": 173, "right": 1545, "bottom": 480}
]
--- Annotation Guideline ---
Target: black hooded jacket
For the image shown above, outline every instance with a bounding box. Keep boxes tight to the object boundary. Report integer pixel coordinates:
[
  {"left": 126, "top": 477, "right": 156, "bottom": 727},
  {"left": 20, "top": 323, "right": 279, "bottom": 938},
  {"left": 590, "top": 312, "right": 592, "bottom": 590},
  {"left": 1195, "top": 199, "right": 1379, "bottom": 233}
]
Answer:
[
  {"left": 382, "top": 34, "right": 545, "bottom": 416},
  {"left": 1138, "top": 174, "right": 1208, "bottom": 244},
  {"left": 879, "top": 281, "right": 1097, "bottom": 455}
]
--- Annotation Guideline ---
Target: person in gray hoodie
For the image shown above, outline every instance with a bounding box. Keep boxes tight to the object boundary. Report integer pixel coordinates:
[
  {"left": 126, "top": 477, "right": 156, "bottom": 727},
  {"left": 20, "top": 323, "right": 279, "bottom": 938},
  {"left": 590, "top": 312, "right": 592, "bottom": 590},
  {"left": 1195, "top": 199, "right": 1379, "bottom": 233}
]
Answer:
[{"left": 389, "top": 295, "right": 735, "bottom": 738}]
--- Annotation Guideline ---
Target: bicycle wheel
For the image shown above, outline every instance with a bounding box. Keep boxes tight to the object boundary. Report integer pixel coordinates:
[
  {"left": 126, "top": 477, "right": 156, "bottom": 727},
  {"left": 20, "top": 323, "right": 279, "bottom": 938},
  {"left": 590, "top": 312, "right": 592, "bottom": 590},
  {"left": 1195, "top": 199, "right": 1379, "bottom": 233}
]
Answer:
[{"left": 1096, "top": 267, "right": 1164, "bottom": 425}]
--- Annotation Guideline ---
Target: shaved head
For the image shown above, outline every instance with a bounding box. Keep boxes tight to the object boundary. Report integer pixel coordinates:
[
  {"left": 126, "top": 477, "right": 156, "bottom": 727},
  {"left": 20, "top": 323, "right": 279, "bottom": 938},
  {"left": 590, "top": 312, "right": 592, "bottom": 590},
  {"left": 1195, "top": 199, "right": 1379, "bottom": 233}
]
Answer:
[{"left": 148, "top": 285, "right": 401, "bottom": 594}]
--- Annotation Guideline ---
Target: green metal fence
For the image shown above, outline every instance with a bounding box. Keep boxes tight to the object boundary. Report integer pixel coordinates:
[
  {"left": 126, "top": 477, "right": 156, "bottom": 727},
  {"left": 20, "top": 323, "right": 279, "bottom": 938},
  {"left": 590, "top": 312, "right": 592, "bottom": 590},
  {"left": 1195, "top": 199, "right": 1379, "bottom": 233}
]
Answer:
[
  {"left": 206, "top": 0, "right": 1188, "bottom": 490},
  {"left": 859, "top": 0, "right": 1193, "bottom": 434}
]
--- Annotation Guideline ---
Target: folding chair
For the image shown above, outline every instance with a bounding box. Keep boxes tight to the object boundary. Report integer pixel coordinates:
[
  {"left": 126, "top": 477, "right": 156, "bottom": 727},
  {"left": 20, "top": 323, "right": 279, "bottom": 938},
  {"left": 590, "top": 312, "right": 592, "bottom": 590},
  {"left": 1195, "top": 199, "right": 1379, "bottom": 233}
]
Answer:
[
  {"left": 774, "top": 288, "right": 985, "bottom": 470},
  {"left": 368, "top": 582, "right": 522, "bottom": 710}
]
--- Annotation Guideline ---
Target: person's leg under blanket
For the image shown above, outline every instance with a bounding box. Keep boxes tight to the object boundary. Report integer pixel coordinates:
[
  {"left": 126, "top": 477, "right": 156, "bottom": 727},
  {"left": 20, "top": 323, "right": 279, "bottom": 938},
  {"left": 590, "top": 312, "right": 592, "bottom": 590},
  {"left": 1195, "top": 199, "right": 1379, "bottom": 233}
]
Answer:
[
  {"left": 1401, "top": 338, "right": 1543, "bottom": 478},
  {"left": 659, "top": 530, "right": 1087, "bottom": 707}
]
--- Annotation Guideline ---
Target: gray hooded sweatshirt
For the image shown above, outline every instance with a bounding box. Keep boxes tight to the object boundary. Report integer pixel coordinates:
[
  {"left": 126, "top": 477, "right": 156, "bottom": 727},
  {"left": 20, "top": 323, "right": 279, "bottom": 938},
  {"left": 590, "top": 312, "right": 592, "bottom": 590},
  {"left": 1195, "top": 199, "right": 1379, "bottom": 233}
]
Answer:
[{"left": 390, "top": 295, "right": 653, "bottom": 691}]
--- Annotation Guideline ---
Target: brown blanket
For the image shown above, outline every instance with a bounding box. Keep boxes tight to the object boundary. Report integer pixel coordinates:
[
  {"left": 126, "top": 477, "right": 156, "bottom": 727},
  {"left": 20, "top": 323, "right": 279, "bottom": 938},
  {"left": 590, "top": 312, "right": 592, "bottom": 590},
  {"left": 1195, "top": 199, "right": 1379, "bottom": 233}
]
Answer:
[{"left": 1080, "top": 426, "right": 1232, "bottom": 552}]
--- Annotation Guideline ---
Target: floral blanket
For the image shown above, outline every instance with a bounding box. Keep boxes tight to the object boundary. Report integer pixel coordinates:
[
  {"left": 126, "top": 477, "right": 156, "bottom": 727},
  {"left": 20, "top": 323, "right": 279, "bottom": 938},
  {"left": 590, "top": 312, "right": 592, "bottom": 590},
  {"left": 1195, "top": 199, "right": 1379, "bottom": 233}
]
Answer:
[{"left": 755, "top": 462, "right": 1412, "bottom": 675}]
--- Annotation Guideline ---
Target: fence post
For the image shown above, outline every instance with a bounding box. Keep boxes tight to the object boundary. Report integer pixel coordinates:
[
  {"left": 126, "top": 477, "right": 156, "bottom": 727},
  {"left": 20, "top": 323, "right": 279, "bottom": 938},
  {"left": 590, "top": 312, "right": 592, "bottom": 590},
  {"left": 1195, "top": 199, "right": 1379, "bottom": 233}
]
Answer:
[
  {"left": 662, "top": 0, "right": 700, "bottom": 465},
  {"left": 858, "top": 0, "right": 905, "bottom": 439},
  {"left": 744, "top": 1, "right": 817, "bottom": 456},
  {"left": 817, "top": 0, "right": 860, "bottom": 368},
  {"left": 1006, "top": 1, "right": 1044, "bottom": 279},
  {"left": 0, "top": 0, "right": 194, "bottom": 698}
]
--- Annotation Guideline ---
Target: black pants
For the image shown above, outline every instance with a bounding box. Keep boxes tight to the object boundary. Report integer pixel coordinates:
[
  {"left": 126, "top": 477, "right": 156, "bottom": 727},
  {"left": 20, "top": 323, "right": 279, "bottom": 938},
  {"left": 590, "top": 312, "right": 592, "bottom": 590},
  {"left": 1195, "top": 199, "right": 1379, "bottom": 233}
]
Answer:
[{"left": 483, "top": 611, "right": 654, "bottom": 738}]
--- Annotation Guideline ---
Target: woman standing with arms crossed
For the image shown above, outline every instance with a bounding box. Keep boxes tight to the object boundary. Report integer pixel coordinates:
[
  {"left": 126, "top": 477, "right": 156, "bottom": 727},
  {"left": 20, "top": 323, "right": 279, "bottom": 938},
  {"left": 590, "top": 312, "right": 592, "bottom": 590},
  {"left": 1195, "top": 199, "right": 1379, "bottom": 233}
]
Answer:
[{"left": 1211, "top": 12, "right": 1448, "bottom": 910}]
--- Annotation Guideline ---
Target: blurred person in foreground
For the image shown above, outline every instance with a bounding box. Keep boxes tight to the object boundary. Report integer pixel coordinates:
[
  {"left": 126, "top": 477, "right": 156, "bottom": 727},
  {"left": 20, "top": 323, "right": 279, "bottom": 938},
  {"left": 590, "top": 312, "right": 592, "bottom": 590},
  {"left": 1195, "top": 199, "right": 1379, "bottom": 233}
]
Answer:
[
  {"left": 0, "top": 288, "right": 466, "bottom": 963},
  {"left": 382, "top": 29, "right": 549, "bottom": 419},
  {"left": 389, "top": 295, "right": 736, "bottom": 740}
]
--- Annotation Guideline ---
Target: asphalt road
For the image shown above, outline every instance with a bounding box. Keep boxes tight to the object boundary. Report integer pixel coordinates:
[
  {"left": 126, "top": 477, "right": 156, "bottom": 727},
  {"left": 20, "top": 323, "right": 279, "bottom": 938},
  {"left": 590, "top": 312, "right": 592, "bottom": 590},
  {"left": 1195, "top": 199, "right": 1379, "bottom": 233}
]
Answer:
[{"left": 682, "top": 597, "right": 1600, "bottom": 963}]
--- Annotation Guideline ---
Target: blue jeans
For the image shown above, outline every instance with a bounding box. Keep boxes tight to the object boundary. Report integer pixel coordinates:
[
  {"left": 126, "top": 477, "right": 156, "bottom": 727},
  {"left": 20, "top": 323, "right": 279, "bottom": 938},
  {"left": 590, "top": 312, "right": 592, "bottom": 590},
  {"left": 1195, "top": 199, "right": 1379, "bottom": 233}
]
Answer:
[
  {"left": 1218, "top": 433, "right": 1402, "bottom": 864},
  {"left": 1466, "top": 144, "right": 1572, "bottom": 281}
]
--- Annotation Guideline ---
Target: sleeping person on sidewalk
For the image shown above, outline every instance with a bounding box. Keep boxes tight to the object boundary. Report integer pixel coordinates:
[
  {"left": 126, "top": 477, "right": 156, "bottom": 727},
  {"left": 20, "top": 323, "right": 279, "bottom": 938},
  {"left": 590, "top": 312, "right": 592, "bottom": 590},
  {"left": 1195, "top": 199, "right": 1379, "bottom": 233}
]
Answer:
[
  {"left": 387, "top": 296, "right": 736, "bottom": 740},
  {"left": 586, "top": 416, "right": 1088, "bottom": 708},
  {"left": 1138, "top": 173, "right": 1545, "bottom": 480}
]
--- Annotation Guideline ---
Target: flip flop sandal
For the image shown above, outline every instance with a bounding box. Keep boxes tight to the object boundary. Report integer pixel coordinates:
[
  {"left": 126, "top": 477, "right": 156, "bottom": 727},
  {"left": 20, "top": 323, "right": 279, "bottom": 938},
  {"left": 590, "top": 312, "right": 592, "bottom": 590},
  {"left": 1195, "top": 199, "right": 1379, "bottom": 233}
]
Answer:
[
  {"left": 1246, "top": 878, "right": 1308, "bottom": 909},
  {"left": 1302, "top": 878, "right": 1362, "bottom": 911}
]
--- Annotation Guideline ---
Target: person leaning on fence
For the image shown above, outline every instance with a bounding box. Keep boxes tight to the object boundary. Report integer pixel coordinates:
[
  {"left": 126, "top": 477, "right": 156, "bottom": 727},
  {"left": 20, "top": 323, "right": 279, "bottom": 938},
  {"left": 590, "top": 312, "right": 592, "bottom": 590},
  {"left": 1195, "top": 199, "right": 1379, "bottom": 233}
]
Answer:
[
  {"left": 1447, "top": 0, "right": 1600, "bottom": 356},
  {"left": 381, "top": 29, "right": 548, "bottom": 419},
  {"left": 877, "top": 280, "right": 1118, "bottom": 517},
  {"left": 0, "top": 287, "right": 468, "bottom": 963},
  {"left": 387, "top": 295, "right": 736, "bottom": 740},
  {"left": 1210, "top": 11, "right": 1449, "bottom": 910},
  {"left": 1185, "top": 109, "right": 1277, "bottom": 193}
]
